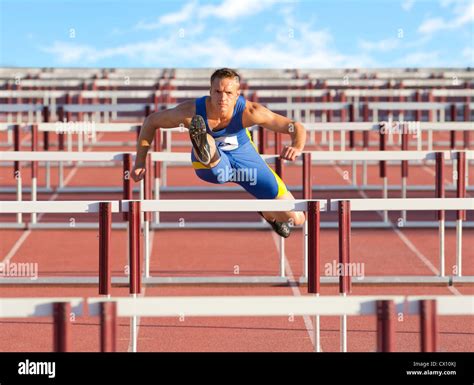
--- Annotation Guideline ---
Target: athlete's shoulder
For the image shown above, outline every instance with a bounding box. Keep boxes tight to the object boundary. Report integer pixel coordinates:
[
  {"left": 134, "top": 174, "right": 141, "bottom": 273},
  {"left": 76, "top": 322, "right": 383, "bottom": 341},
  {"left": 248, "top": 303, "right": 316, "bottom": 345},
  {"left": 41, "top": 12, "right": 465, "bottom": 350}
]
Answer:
[
  {"left": 244, "top": 100, "right": 269, "bottom": 116},
  {"left": 242, "top": 100, "right": 273, "bottom": 126}
]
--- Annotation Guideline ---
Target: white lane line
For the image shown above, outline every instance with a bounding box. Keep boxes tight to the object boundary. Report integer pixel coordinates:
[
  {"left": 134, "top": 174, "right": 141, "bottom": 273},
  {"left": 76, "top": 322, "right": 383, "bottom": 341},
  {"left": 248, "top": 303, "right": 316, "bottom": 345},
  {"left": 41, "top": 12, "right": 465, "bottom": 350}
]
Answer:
[
  {"left": 2, "top": 231, "right": 32, "bottom": 264},
  {"left": 270, "top": 232, "right": 317, "bottom": 349},
  {"left": 1, "top": 133, "right": 104, "bottom": 265},
  {"left": 421, "top": 165, "right": 471, "bottom": 197}
]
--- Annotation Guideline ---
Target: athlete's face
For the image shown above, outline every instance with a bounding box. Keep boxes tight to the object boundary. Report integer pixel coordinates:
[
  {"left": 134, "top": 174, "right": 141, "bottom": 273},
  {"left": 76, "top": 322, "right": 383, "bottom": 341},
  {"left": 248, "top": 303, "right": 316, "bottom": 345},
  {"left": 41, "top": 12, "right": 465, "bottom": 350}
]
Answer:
[{"left": 209, "top": 77, "right": 240, "bottom": 115}]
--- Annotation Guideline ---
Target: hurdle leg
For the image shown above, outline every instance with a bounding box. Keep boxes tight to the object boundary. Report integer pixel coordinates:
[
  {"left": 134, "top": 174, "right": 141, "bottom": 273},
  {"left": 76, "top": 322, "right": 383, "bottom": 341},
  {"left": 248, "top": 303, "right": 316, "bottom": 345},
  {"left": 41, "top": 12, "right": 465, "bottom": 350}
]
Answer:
[
  {"left": 439, "top": 219, "right": 445, "bottom": 277},
  {"left": 452, "top": 158, "right": 457, "bottom": 188},
  {"left": 329, "top": 131, "right": 334, "bottom": 151},
  {"left": 162, "top": 162, "right": 167, "bottom": 187},
  {"left": 362, "top": 159, "right": 367, "bottom": 186},
  {"left": 67, "top": 132, "right": 72, "bottom": 155},
  {"left": 78, "top": 130, "right": 84, "bottom": 157},
  {"left": 154, "top": 177, "right": 160, "bottom": 224},
  {"left": 53, "top": 302, "right": 71, "bottom": 352},
  {"left": 16, "top": 175, "right": 22, "bottom": 224},
  {"left": 340, "top": 292, "right": 347, "bottom": 352},
  {"left": 340, "top": 130, "right": 345, "bottom": 151},
  {"left": 45, "top": 161, "right": 51, "bottom": 189},
  {"left": 456, "top": 219, "right": 462, "bottom": 276},
  {"left": 428, "top": 130, "right": 433, "bottom": 151},
  {"left": 7, "top": 128, "right": 13, "bottom": 146},
  {"left": 140, "top": 179, "right": 151, "bottom": 278},
  {"left": 279, "top": 237, "right": 285, "bottom": 278},
  {"left": 321, "top": 130, "right": 327, "bottom": 146},
  {"left": 144, "top": 220, "right": 150, "bottom": 278},
  {"left": 383, "top": 177, "right": 388, "bottom": 222},
  {"left": 387, "top": 130, "right": 394, "bottom": 146},
  {"left": 309, "top": 129, "right": 315, "bottom": 145},
  {"left": 401, "top": 177, "right": 407, "bottom": 223},
  {"left": 314, "top": 294, "right": 321, "bottom": 352},
  {"left": 59, "top": 161, "right": 64, "bottom": 188},
  {"left": 303, "top": 219, "right": 308, "bottom": 279},
  {"left": 352, "top": 148, "right": 357, "bottom": 186},
  {"left": 31, "top": 177, "right": 37, "bottom": 224},
  {"left": 140, "top": 180, "right": 145, "bottom": 220},
  {"left": 417, "top": 130, "right": 422, "bottom": 151},
  {"left": 100, "top": 302, "right": 117, "bottom": 352},
  {"left": 130, "top": 293, "right": 138, "bottom": 353}
]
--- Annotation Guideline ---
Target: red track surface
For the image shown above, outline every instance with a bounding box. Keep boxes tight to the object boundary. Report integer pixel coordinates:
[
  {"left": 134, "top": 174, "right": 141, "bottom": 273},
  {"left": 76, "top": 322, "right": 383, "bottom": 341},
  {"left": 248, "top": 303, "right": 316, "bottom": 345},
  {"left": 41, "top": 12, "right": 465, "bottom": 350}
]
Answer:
[{"left": 0, "top": 129, "right": 473, "bottom": 352}]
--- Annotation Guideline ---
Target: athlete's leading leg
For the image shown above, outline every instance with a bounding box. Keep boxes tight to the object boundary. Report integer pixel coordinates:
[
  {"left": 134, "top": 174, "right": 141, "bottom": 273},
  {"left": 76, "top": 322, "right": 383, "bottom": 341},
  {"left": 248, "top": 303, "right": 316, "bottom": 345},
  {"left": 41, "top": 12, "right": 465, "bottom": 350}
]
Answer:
[{"left": 189, "top": 115, "right": 220, "bottom": 167}]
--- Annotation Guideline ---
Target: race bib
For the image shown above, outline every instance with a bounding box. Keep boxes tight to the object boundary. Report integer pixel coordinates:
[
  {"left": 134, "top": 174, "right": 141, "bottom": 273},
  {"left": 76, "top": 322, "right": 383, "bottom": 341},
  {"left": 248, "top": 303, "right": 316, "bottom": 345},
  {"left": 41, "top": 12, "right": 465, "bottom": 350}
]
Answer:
[{"left": 215, "top": 135, "right": 239, "bottom": 151}]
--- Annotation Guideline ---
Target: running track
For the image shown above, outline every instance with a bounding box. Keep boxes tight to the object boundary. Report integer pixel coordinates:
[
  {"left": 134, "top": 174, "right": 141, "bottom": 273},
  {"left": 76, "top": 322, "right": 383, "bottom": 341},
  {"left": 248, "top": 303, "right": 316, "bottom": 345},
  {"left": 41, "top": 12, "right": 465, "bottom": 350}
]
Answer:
[{"left": 1, "top": 129, "right": 473, "bottom": 352}]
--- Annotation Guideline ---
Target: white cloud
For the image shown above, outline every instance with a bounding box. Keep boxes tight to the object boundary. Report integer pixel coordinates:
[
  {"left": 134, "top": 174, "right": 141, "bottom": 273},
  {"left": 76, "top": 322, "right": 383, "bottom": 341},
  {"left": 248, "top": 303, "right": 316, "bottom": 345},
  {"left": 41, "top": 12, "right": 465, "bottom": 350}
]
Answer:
[
  {"left": 199, "top": 0, "right": 278, "bottom": 20},
  {"left": 40, "top": 22, "right": 376, "bottom": 68},
  {"left": 418, "top": 0, "right": 473, "bottom": 34},
  {"left": 41, "top": 42, "right": 98, "bottom": 64},
  {"left": 401, "top": 0, "right": 415, "bottom": 11},
  {"left": 396, "top": 51, "right": 440, "bottom": 66},
  {"left": 463, "top": 46, "right": 474, "bottom": 62},
  {"left": 41, "top": 0, "right": 378, "bottom": 68},
  {"left": 358, "top": 38, "right": 400, "bottom": 52},
  {"left": 135, "top": 0, "right": 278, "bottom": 30},
  {"left": 160, "top": 0, "right": 198, "bottom": 24}
]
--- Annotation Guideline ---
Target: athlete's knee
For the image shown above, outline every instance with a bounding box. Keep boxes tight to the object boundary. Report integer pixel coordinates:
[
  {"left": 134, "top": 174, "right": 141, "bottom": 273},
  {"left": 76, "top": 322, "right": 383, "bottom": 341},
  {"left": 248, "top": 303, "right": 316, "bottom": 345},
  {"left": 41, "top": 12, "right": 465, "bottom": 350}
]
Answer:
[
  {"left": 289, "top": 212, "right": 305, "bottom": 226},
  {"left": 296, "top": 212, "right": 306, "bottom": 225}
]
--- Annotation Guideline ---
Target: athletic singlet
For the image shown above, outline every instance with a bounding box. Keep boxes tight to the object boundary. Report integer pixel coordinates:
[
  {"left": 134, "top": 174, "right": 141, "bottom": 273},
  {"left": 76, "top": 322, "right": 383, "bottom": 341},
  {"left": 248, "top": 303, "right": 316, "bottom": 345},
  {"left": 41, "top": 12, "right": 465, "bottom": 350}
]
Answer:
[{"left": 194, "top": 95, "right": 250, "bottom": 151}]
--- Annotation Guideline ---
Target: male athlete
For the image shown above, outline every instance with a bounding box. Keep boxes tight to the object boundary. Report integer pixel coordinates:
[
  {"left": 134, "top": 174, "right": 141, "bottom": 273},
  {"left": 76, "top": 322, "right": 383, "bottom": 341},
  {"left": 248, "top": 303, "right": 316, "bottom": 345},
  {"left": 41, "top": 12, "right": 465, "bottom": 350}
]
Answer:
[{"left": 132, "top": 68, "right": 306, "bottom": 237}]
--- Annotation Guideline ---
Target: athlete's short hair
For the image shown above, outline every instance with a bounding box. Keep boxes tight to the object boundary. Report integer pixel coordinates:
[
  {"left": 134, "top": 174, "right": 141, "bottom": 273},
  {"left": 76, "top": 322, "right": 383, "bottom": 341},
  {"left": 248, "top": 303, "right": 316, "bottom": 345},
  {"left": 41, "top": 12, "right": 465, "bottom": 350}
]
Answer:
[{"left": 210, "top": 68, "right": 240, "bottom": 86}]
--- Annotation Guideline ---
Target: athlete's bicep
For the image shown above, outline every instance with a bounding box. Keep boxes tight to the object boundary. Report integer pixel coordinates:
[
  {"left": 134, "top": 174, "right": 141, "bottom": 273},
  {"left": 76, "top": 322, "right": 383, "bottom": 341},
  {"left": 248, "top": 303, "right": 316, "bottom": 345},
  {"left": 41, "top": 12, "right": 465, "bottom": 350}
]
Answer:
[
  {"left": 147, "top": 101, "right": 193, "bottom": 129},
  {"left": 243, "top": 101, "right": 294, "bottom": 134}
]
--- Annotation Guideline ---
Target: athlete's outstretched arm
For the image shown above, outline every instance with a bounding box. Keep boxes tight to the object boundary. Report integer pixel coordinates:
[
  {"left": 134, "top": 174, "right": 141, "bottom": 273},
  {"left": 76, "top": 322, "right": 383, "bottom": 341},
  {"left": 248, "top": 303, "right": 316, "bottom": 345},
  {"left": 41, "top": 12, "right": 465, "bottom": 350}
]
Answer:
[
  {"left": 132, "top": 101, "right": 192, "bottom": 181},
  {"left": 243, "top": 101, "right": 306, "bottom": 161}
]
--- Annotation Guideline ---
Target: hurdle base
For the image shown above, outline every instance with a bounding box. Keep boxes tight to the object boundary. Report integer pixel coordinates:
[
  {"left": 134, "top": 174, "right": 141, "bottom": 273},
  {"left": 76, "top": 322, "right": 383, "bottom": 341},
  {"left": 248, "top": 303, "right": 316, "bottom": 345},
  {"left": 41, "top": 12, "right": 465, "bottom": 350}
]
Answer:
[
  {"left": 2, "top": 184, "right": 472, "bottom": 195},
  {"left": 0, "top": 220, "right": 472, "bottom": 230},
  {"left": 0, "top": 276, "right": 289, "bottom": 286},
  {"left": 1, "top": 275, "right": 473, "bottom": 286}
]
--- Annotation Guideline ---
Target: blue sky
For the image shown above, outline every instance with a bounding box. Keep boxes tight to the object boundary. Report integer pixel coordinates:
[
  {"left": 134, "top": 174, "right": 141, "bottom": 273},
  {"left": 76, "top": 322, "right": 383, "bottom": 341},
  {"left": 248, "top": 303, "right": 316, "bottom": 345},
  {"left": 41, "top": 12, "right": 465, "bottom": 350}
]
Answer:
[{"left": 0, "top": 0, "right": 472, "bottom": 68}]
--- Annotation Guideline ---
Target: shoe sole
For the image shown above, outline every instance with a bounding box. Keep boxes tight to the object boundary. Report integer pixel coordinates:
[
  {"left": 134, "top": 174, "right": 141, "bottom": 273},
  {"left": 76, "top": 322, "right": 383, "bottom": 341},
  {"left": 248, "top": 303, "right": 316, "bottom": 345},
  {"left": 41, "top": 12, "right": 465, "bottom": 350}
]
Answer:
[
  {"left": 189, "top": 115, "right": 211, "bottom": 165},
  {"left": 258, "top": 212, "right": 291, "bottom": 238}
]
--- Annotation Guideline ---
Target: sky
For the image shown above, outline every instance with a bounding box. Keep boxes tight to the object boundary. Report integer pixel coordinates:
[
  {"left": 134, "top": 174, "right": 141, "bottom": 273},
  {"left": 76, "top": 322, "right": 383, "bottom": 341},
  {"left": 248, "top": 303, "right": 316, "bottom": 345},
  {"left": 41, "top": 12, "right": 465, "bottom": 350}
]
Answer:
[{"left": 0, "top": 0, "right": 472, "bottom": 68}]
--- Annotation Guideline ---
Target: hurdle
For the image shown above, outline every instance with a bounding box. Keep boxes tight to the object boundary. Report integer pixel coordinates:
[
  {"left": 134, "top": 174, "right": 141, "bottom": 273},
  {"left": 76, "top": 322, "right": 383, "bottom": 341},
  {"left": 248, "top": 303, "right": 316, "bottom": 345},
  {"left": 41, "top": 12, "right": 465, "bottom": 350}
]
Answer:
[
  {"left": 0, "top": 200, "right": 124, "bottom": 286},
  {"left": 122, "top": 198, "right": 318, "bottom": 282},
  {"left": 300, "top": 197, "right": 474, "bottom": 286},
  {"left": 120, "top": 198, "right": 474, "bottom": 287},
  {"left": 86, "top": 295, "right": 474, "bottom": 352},
  {"left": 1, "top": 197, "right": 473, "bottom": 287},
  {"left": 0, "top": 297, "right": 83, "bottom": 352},
  {"left": 5, "top": 148, "right": 471, "bottom": 227},
  {"left": 2, "top": 122, "right": 472, "bottom": 194}
]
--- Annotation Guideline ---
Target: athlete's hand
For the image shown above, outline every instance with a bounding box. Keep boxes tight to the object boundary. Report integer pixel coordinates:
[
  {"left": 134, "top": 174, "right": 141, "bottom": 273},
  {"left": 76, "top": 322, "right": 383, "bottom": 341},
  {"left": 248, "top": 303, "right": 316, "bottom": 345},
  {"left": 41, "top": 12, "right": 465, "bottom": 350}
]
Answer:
[
  {"left": 280, "top": 146, "right": 302, "bottom": 161},
  {"left": 131, "top": 164, "right": 146, "bottom": 182}
]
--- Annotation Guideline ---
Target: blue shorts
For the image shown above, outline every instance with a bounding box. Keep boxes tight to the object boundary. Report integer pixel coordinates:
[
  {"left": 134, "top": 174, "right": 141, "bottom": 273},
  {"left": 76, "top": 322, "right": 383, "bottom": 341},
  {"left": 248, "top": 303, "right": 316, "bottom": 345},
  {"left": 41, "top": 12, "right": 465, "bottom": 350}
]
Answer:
[{"left": 191, "top": 141, "right": 288, "bottom": 199}]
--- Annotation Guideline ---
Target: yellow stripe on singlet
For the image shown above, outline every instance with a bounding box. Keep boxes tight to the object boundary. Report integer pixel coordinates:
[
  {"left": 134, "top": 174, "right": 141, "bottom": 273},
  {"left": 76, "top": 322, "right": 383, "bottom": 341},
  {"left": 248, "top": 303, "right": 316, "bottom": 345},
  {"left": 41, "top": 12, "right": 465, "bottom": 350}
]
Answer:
[{"left": 192, "top": 161, "right": 210, "bottom": 169}]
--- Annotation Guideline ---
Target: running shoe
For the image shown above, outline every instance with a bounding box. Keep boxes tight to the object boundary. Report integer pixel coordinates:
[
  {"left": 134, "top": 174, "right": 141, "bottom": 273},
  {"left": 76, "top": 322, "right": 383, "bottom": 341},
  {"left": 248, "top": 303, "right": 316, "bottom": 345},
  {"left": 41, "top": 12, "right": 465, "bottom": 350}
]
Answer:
[
  {"left": 258, "top": 211, "right": 291, "bottom": 238},
  {"left": 189, "top": 115, "right": 211, "bottom": 165}
]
